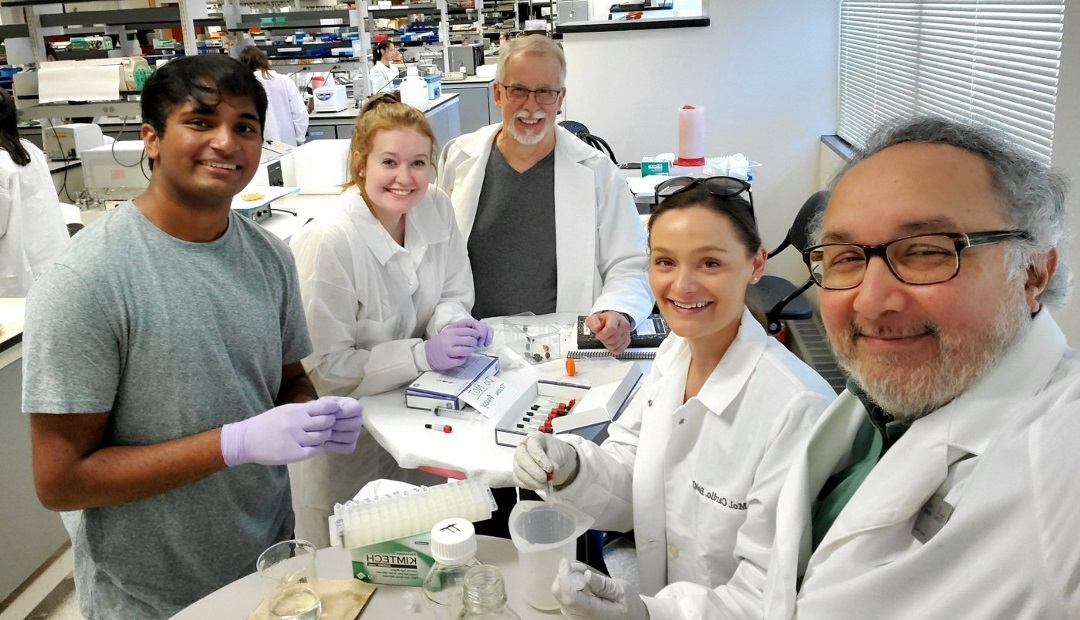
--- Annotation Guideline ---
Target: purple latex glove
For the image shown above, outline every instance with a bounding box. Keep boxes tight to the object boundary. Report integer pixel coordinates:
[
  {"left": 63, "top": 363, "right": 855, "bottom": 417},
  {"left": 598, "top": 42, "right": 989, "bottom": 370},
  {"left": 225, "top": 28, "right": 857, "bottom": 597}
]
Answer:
[
  {"left": 452, "top": 317, "right": 494, "bottom": 348},
  {"left": 322, "top": 396, "right": 364, "bottom": 454},
  {"left": 220, "top": 397, "right": 339, "bottom": 466},
  {"left": 425, "top": 323, "right": 482, "bottom": 371}
]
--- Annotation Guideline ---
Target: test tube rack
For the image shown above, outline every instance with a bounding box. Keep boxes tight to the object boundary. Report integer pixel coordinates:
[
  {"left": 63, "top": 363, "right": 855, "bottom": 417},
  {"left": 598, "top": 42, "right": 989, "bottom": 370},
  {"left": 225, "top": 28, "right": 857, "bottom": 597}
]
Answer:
[{"left": 328, "top": 479, "right": 494, "bottom": 550}]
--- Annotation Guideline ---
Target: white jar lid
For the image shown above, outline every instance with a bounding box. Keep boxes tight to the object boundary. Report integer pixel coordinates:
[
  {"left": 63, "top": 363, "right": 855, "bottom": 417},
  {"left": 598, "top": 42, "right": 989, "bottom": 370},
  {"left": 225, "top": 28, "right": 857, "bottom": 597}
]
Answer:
[{"left": 430, "top": 517, "right": 478, "bottom": 565}]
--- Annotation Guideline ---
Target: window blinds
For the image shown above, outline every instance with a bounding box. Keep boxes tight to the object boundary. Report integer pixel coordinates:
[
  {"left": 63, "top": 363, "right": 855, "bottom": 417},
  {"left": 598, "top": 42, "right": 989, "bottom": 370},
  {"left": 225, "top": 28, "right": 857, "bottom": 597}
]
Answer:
[{"left": 838, "top": 1, "right": 1064, "bottom": 163}]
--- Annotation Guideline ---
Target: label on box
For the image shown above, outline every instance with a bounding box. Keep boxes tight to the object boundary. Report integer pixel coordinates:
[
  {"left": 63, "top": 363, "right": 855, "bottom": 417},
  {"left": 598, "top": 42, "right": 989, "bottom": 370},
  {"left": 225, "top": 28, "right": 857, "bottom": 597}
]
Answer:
[
  {"left": 351, "top": 534, "right": 434, "bottom": 586},
  {"left": 460, "top": 374, "right": 529, "bottom": 419},
  {"left": 642, "top": 161, "right": 671, "bottom": 176}
]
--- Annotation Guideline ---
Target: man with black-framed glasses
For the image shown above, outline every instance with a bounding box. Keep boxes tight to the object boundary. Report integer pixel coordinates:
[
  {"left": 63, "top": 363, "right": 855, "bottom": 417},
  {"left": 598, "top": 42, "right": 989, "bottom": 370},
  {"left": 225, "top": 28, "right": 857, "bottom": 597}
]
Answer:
[
  {"left": 750, "top": 116, "right": 1080, "bottom": 619},
  {"left": 438, "top": 34, "right": 652, "bottom": 355}
]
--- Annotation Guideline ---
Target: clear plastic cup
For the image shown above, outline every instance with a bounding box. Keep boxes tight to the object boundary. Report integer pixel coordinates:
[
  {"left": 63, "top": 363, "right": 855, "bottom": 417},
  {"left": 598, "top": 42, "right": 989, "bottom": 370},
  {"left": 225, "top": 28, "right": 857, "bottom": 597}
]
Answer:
[{"left": 508, "top": 501, "right": 593, "bottom": 610}]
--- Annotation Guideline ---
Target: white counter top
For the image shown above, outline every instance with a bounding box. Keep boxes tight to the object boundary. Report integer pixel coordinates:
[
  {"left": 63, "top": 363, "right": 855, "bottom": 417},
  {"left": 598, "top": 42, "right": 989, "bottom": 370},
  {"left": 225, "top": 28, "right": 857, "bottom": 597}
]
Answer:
[
  {"left": 0, "top": 298, "right": 25, "bottom": 351},
  {"left": 309, "top": 92, "right": 459, "bottom": 120}
]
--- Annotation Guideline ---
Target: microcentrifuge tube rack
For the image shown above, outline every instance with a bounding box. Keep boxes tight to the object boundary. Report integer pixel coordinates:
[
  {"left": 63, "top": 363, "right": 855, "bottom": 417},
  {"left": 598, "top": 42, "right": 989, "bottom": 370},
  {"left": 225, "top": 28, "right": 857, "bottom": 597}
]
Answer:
[{"left": 328, "top": 479, "right": 494, "bottom": 549}]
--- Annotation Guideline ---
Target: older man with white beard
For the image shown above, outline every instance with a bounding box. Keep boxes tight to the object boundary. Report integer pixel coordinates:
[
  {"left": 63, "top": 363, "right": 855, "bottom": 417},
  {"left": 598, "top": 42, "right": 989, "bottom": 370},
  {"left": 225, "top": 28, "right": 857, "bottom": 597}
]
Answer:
[
  {"left": 438, "top": 34, "right": 652, "bottom": 355},
  {"left": 749, "top": 116, "right": 1080, "bottom": 619}
]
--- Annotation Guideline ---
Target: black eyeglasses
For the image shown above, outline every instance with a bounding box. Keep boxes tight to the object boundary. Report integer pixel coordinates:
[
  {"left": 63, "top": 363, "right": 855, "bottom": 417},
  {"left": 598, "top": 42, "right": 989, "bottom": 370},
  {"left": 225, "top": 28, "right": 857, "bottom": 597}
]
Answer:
[
  {"left": 499, "top": 83, "right": 563, "bottom": 105},
  {"left": 653, "top": 176, "right": 755, "bottom": 221},
  {"left": 802, "top": 230, "right": 1029, "bottom": 290}
]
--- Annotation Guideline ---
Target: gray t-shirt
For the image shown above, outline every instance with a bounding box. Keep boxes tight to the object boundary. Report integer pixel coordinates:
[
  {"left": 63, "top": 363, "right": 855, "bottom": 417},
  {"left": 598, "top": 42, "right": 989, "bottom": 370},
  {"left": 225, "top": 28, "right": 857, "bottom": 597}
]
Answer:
[
  {"left": 467, "top": 144, "right": 557, "bottom": 318},
  {"left": 22, "top": 202, "right": 312, "bottom": 619}
]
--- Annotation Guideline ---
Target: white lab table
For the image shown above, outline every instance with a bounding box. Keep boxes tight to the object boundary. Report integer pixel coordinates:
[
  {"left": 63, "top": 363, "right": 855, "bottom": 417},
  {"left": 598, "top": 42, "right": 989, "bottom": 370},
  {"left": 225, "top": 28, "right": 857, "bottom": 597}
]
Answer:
[
  {"left": 173, "top": 536, "right": 559, "bottom": 619},
  {"left": 360, "top": 313, "right": 648, "bottom": 488}
]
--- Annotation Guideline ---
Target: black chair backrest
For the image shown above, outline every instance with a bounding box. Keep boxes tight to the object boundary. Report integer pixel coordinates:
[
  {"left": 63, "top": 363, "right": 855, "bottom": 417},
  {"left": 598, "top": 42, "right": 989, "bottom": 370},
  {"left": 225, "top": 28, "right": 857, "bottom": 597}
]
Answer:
[
  {"left": 767, "top": 190, "right": 830, "bottom": 258},
  {"left": 558, "top": 120, "right": 618, "bottom": 164}
]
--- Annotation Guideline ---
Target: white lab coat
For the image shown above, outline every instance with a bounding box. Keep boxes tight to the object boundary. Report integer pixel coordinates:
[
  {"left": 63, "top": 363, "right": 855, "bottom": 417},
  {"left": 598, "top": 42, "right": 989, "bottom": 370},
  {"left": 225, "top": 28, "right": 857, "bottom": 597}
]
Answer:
[
  {"left": 287, "top": 185, "right": 474, "bottom": 546},
  {"left": 0, "top": 141, "right": 69, "bottom": 297},
  {"left": 370, "top": 62, "right": 399, "bottom": 96},
  {"left": 761, "top": 311, "right": 1080, "bottom": 619},
  {"left": 438, "top": 123, "right": 653, "bottom": 326},
  {"left": 549, "top": 309, "right": 834, "bottom": 615},
  {"left": 255, "top": 70, "right": 309, "bottom": 146}
]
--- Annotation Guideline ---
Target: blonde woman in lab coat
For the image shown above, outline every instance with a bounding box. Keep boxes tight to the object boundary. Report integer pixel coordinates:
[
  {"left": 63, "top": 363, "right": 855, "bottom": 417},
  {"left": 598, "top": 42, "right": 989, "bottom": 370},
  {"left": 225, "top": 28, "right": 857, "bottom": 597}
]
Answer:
[
  {"left": 289, "top": 94, "right": 490, "bottom": 546},
  {"left": 0, "top": 88, "right": 68, "bottom": 297},
  {"left": 513, "top": 182, "right": 835, "bottom": 620}
]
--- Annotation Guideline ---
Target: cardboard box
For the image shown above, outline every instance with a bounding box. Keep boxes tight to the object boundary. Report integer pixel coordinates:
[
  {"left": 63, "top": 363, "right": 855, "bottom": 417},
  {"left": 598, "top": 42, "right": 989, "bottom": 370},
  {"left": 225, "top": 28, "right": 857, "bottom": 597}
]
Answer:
[
  {"left": 494, "top": 361, "right": 643, "bottom": 447},
  {"left": 405, "top": 354, "right": 499, "bottom": 410},
  {"left": 641, "top": 161, "right": 671, "bottom": 176},
  {"left": 350, "top": 533, "right": 434, "bottom": 586}
]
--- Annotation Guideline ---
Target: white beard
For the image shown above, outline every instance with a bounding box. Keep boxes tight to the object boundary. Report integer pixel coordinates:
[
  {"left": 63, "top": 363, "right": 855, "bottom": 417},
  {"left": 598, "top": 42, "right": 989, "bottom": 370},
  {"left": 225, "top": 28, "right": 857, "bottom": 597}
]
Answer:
[{"left": 505, "top": 110, "right": 550, "bottom": 146}]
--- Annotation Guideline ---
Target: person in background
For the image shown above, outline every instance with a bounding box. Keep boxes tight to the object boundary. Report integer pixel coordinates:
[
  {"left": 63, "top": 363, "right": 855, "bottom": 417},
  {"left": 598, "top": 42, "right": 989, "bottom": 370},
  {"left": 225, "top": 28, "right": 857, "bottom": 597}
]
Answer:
[
  {"left": 288, "top": 94, "right": 490, "bottom": 547},
  {"left": 755, "top": 116, "right": 1080, "bottom": 618},
  {"left": 370, "top": 40, "right": 401, "bottom": 95},
  {"left": 517, "top": 182, "right": 834, "bottom": 619},
  {"left": 238, "top": 46, "right": 309, "bottom": 146},
  {"left": 0, "top": 88, "right": 69, "bottom": 297},
  {"left": 438, "top": 34, "right": 652, "bottom": 355},
  {"left": 22, "top": 55, "right": 362, "bottom": 619}
]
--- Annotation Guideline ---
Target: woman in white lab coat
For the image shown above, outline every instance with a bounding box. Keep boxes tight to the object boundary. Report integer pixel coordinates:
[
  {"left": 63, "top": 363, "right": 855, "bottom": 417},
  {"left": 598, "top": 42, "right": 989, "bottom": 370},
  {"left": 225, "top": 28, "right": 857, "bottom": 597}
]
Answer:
[
  {"left": 239, "top": 46, "right": 309, "bottom": 146},
  {"left": 288, "top": 94, "right": 490, "bottom": 547},
  {"left": 514, "top": 184, "right": 835, "bottom": 619},
  {"left": 0, "top": 89, "right": 69, "bottom": 297},
  {"left": 369, "top": 40, "right": 400, "bottom": 96}
]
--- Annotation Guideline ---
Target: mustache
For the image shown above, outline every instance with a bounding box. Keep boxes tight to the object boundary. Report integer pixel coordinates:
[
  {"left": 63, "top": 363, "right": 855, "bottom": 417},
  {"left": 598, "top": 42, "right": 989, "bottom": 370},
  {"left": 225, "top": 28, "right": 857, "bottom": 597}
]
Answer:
[
  {"left": 847, "top": 321, "right": 942, "bottom": 341},
  {"left": 514, "top": 110, "right": 547, "bottom": 120}
]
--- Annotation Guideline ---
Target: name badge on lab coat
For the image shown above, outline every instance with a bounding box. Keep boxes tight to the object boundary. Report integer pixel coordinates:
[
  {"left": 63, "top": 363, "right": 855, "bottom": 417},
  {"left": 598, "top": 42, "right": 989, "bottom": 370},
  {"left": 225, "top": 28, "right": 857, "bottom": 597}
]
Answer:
[{"left": 912, "top": 493, "right": 954, "bottom": 543}]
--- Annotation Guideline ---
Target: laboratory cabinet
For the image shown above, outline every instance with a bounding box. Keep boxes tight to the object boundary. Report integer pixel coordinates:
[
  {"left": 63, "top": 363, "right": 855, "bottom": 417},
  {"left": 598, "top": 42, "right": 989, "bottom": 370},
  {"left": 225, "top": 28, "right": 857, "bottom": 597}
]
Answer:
[
  {"left": 0, "top": 301, "right": 68, "bottom": 605},
  {"left": 441, "top": 77, "right": 497, "bottom": 134}
]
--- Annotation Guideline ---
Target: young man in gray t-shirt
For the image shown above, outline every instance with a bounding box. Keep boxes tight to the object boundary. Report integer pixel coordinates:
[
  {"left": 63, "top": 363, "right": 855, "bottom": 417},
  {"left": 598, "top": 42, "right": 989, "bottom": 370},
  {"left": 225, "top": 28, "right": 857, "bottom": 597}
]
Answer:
[{"left": 22, "top": 55, "right": 363, "bottom": 619}]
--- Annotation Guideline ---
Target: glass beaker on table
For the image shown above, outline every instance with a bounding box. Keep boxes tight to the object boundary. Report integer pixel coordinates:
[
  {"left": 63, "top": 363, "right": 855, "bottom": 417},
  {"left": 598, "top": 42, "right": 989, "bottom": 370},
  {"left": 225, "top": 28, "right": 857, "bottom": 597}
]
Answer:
[{"left": 256, "top": 539, "right": 322, "bottom": 620}]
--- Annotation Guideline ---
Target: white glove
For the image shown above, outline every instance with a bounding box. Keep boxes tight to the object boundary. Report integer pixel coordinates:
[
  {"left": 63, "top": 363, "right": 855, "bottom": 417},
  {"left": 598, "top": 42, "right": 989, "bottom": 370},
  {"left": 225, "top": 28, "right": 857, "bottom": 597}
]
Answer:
[
  {"left": 553, "top": 559, "right": 648, "bottom": 620},
  {"left": 512, "top": 432, "right": 579, "bottom": 489}
]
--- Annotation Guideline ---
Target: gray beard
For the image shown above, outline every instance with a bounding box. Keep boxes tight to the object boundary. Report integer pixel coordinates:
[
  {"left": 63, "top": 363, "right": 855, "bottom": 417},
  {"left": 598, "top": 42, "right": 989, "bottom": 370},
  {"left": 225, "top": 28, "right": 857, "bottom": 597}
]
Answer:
[{"left": 832, "top": 288, "right": 1032, "bottom": 421}]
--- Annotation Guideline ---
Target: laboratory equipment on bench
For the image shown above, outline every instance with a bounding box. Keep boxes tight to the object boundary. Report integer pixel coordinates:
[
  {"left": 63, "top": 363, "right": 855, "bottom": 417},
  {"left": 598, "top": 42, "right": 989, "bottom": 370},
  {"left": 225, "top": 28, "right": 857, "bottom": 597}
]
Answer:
[
  {"left": 42, "top": 123, "right": 108, "bottom": 161},
  {"left": 312, "top": 83, "right": 348, "bottom": 112},
  {"left": 447, "top": 44, "right": 485, "bottom": 76},
  {"left": 291, "top": 139, "right": 350, "bottom": 194},
  {"left": 399, "top": 66, "right": 429, "bottom": 109},
  {"left": 81, "top": 141, "right": 152, "bottom": 196},
  {"left": 459, "top": 565, "right": 522, "bottom": 619}
]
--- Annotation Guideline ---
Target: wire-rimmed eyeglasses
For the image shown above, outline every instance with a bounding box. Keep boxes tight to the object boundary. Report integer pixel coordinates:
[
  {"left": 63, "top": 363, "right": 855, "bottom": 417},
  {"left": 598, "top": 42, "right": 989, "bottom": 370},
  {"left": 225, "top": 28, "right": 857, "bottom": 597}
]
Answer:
[
  {"left": 499, "top": 83, "right": 563, "bottom": 105},
  {"left": 652, "top": 176, "right": 755, "bottom": 221},
  {"left": 802, "top": 230, "right": 1029, "bottom": 290}
]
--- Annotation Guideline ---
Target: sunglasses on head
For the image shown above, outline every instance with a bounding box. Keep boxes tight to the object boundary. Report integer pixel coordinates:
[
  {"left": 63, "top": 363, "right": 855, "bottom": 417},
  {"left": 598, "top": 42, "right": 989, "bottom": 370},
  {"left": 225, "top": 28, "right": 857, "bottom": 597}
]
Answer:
[{"left": 653, "top": 176, "right": 755, "bottom": 221}]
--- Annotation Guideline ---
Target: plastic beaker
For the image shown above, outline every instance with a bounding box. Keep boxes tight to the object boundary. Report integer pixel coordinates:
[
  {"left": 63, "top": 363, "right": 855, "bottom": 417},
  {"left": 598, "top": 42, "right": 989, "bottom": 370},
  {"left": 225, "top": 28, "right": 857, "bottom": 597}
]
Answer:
[{"left": 507, "top": 500, "right": 593, "bottom": 611}]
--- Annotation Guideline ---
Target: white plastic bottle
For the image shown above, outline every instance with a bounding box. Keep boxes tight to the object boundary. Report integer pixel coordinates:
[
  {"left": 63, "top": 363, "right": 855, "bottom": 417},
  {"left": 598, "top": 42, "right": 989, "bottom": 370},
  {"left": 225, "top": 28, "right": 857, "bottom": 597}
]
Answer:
[
  {"left": 422, "top": 518, "right": 481, "bottom": 620},
  {"left": 400, "top": 66, "right": 429, "bottom": 110},
  {"left": 458, "top": 564, "right": 521, "bottom": 619}
]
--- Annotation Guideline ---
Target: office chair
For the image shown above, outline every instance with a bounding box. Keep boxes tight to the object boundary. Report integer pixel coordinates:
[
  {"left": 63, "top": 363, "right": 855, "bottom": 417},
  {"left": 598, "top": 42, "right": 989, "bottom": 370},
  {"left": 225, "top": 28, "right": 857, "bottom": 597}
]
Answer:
[
  {"left": 558, "top": 120, "right": 618, "bottom": 164},
  {"left": 752, "top": 190, "right": 830, "bottom": 335}
]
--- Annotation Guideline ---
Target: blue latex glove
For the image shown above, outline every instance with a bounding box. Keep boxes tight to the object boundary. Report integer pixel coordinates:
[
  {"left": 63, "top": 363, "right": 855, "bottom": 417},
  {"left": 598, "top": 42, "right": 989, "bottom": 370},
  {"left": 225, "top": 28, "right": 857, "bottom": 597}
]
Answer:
[
  {"left": 322, "top": 396, "right": 364, "bottom": 454},
  {"left": 220, "top": 397, "right": 339, "bottom": 466},
  {"left": 425, "top": 322, "right": 482, "bottom": 371}
]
